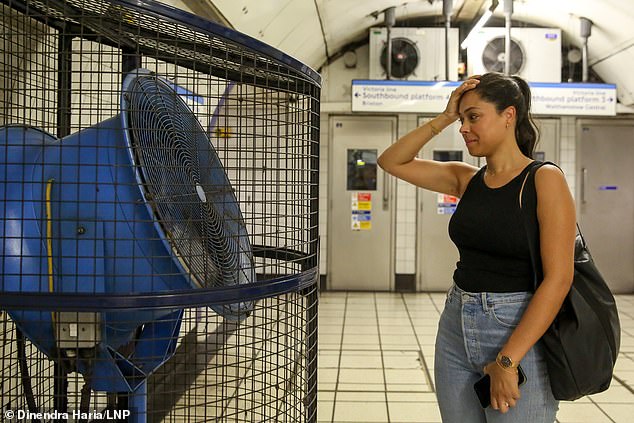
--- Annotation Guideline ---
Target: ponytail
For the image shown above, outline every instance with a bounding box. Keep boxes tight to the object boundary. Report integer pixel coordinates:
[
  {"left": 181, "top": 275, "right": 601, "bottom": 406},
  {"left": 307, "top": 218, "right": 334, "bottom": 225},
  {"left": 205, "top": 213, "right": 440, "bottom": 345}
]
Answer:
[{"left": 510, "top": 76, "right": 539, "bottom": 158}]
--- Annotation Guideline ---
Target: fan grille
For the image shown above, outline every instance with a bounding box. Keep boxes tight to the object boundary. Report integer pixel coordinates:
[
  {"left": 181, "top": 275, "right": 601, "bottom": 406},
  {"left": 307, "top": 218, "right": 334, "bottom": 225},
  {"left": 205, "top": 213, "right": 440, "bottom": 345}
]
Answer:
[
  {"left": 482, "top": 36, "right": 524, "bottom": 74},
  {"left": 380, "top": 37, "right": 420, "bottom": 79},
  {"left": 124, "top": 73, "right": 247, "bottom": 289}
]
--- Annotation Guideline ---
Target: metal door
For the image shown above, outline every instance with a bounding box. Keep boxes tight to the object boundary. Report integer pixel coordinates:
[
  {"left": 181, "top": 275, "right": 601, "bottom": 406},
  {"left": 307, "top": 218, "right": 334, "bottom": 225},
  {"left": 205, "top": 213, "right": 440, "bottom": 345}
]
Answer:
[
  {"left": 328, "top": 116, "right": 396, "bottom": 290},
  {"left": 416, "top": 118, "right": 478, "bottom": 291},
  {"left": 578, "top": 121, "right": 634, "bottom": 293},
  {"left": 535, "top": 119, "right": 560, "bottom": 163}
]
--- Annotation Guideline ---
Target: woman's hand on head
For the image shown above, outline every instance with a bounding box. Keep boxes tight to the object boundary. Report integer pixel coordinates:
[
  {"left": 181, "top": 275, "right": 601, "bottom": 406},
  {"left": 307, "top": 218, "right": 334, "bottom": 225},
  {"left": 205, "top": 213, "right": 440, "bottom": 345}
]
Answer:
[
  {"left": 443, "top": 77, "right": 480, "bottom": 121},
  {"left": 484, "top": 362, "right": 521, "bottom": 414}
]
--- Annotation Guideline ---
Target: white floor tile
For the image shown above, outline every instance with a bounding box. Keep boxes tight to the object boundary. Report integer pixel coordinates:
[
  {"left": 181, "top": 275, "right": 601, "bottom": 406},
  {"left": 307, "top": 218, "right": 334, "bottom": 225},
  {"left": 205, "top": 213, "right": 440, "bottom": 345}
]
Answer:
[
  {"left": 414, "top": 325, "right": 439, "bottom": 336},
  {"left": 339, "top": 352, "right": 383, "bottom": 369},
  {"left": 386, "top": 392, "right": 438, "bottom": 402},
  {"left": 336, "top": 391, "right": 385, "bottom": 401},
  {"left": 614, "top": 355, "right": 634, "bottom": 371},
  {"left": 320, "top": 333, "right": 343, "bottom": 344},
  {"left": 378, "top": 318, "right": 412, "bottom": 325},
  {"left": 338, "top": 368, "right": 384, "bottom": 384},
  {"left": 318, "top": 368, "right": 339, "bottom": 384},
  {"left": 318, "top": 291, "right": 634, "bottom": 423},
  {"left": 595, "top": 403, "right": 634, "bottom": 423},
  {"left": 319, "top": 391, "right": 336, "bottom": 401},
  {"left": 386, "top": 383, "right": 430, "bottom": 392},
  {"left": 344, "top": 324, "right": 379, "bottom": 334},
  {"left": 381, "top": 334, "right": 419, "bottom": 346},
  {"left": 340, "top": 343, "right": 381, "bottom": 351},
  {"left": 345, "top": 309, "right": 377, "bottom": 317},
  {"left": 613, "top": 370, "right": 634, "bottom": 385},
  {"left": 383, "top": 351, "right": 423, "bottom": 369},
  {"left": 379, "top": 324, "right": 416, "bottom": 335},
  {"left": 388, "top": 401, "right": 442, "bottom": 422},
  {"left": 343, "top": 333, "right": 380, "bottom": 345},
  {"left": 557, "top": 403, "right": 612, "bottom": 422},
  {"left": 320, "top": 317, "right": 345, "bottom": 325},
  {"left": 320, "top": 324, "right": 344, "bottom": 334},
  {"left": 337, "top": 383, "right": 385, "bottom": 392},
  {"left": 333, "top": 401, "right": 388, "bottom": 422},
  {"left": 319, "top": 352, "right": 341, "bottom": 368},
  {"left": 384, "top": 368, "right": 427, "bottom": 384},
  {"left": 344, "top": 317, "right": 377, "bottom": 326},
  {"left": 589, "top": 384, "right": 634, "bottom": 403},
  {"left": 317, "top": 401, "right": 334, "bottom": 422}
]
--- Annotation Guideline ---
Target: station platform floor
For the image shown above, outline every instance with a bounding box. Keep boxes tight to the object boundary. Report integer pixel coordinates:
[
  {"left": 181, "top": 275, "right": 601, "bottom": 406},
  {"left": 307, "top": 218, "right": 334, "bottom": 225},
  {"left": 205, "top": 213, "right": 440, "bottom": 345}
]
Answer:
[{"left": 317, "top": 291, "right": 634, "bottom": 423}]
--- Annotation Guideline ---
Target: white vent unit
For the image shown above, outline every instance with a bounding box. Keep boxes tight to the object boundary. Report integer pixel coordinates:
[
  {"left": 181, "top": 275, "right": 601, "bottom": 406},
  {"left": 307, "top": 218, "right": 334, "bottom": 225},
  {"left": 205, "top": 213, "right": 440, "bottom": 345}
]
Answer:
[
  {"left": 467, "top": 27, "right": 562, "bottom": 83},
  {"left": 369, "top": 27, "right": 459, "bottom": 81}
]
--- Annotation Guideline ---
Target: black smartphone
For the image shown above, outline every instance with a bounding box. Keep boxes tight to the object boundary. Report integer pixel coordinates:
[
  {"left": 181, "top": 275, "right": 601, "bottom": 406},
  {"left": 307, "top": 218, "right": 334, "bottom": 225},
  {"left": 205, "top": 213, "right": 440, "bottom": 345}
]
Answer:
[{"left": 473, "top": 364, "right": 527, "bottom": 408}]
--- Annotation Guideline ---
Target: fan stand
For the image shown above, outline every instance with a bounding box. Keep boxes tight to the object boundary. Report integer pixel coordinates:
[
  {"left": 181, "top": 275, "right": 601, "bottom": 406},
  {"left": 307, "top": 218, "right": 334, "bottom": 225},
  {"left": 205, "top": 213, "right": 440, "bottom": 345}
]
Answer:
[{"left": 128, "top": 382, "right": 147, "bottom": 423}]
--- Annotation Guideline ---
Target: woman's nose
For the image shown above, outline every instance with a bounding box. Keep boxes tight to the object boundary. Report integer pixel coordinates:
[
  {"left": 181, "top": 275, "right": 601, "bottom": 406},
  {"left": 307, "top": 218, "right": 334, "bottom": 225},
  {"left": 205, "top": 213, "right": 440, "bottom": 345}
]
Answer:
[{"left": 460, "top": 121, "right": 469, "bottom": 133}]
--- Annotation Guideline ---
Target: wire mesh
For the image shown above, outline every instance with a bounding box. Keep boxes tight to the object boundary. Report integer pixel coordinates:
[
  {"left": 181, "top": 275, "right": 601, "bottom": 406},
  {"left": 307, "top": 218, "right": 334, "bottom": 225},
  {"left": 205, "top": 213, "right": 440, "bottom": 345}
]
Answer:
[{"left": 0, "top": 0, "right": 320, "bottom": 421}]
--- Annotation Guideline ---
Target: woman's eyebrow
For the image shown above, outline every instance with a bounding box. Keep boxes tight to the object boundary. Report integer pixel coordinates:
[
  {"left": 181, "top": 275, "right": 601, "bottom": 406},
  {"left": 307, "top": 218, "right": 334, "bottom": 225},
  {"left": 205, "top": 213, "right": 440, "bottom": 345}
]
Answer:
[{"left": 459, "top": 106, "right": 479, "bottom": 116}]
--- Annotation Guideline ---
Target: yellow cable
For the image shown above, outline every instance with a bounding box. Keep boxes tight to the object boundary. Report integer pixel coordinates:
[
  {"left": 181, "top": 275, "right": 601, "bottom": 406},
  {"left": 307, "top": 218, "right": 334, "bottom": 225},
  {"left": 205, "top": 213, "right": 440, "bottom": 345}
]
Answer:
[{"left": 45, "top": 178, "right": 55, "bottom": 324}]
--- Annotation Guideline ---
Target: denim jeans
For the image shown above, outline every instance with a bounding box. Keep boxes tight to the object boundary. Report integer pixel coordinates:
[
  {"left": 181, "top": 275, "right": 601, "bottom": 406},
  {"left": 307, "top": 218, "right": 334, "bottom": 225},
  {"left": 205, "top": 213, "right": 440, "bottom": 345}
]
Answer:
[{"left": 434, "top": 284, "right": 558, "bottom": 423}]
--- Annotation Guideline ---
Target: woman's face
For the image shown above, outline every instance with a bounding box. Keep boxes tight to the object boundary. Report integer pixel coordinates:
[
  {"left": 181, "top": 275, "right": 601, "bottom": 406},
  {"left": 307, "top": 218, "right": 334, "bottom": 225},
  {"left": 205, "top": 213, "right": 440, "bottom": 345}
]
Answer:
[{"left": 458, "top": 91, "right": 509, "bottom": 157}]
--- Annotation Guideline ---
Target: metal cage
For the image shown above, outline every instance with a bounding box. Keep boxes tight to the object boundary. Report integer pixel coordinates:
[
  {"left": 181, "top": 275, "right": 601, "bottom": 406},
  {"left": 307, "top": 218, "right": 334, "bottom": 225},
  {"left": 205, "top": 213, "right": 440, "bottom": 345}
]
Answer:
[{"left": 0, "top": 0, "right": 320, "bottom": 421}]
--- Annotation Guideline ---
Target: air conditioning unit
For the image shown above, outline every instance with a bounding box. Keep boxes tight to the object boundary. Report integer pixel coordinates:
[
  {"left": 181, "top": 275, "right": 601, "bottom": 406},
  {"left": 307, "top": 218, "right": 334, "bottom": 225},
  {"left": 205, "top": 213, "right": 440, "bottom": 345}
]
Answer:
[
  {"left": 369, "top": 27, "right": 459, "bottom": 81},
  {"left": 467, "top": 27, "right": 562, "bottom": 82}
]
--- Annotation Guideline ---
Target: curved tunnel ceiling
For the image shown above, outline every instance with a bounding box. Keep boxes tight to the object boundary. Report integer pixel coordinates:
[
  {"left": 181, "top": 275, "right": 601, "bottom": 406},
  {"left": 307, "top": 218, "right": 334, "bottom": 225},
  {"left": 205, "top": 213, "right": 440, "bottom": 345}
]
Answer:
[{"left": 184, "top": 0, "right": 634, "bottom": 106}]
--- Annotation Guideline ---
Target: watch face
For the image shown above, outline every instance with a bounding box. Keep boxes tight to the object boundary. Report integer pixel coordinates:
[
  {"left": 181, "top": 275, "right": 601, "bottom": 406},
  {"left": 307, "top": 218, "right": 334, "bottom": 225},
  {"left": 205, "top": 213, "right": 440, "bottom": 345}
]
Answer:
[{"left": 500, "top": 356, "right": 513, "bottom": 368}]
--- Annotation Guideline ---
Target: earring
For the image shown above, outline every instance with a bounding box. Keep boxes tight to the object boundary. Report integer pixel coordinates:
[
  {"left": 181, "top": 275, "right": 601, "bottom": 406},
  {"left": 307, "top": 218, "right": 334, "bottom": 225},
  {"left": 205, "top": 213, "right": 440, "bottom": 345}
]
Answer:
[{"left": 505, "top": 122, "right": 510, "bottom": 129}]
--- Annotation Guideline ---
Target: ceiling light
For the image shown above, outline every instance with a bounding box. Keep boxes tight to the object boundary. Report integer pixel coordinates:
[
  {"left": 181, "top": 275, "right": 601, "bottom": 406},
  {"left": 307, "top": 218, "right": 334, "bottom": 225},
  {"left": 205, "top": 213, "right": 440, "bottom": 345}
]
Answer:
[{"left": 460, "top": 0, "right": 499, "bottom": 50}]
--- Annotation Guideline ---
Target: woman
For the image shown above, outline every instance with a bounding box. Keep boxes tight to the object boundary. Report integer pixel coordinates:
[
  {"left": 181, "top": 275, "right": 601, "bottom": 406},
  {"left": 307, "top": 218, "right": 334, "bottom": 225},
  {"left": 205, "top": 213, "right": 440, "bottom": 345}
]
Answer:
[{"left": 377, "top": 72, "right": 576, "bottom": 422}]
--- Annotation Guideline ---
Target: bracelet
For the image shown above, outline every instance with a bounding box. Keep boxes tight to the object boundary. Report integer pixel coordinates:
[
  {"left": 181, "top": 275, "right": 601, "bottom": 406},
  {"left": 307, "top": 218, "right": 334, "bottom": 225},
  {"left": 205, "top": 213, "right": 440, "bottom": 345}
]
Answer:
[
  {"left": 495, "top": 360, "right": 519, "bottom": 375},
  {"left": 429, "top": 122, "right": 441, "bottom": 136}
]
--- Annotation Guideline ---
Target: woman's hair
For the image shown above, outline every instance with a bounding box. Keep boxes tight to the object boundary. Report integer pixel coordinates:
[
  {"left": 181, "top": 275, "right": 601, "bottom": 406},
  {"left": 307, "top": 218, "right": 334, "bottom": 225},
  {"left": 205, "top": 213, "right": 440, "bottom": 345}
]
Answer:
[{"left": 472, "top": 72, "right": 539, "bottom": 158}]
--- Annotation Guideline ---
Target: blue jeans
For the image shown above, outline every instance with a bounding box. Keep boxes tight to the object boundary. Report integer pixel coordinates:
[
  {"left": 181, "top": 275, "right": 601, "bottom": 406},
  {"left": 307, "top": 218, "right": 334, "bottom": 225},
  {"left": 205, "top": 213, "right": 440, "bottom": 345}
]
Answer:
[{"left": 434, "top": 284, "right": 558, "bottom": 423}]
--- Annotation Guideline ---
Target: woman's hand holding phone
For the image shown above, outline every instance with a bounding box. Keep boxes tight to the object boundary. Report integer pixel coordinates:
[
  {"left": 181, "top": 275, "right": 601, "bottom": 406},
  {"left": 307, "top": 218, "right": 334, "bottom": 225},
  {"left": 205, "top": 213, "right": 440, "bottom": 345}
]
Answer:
[{"left": 473, "top": 363, "right": 526, "bottom": 412}]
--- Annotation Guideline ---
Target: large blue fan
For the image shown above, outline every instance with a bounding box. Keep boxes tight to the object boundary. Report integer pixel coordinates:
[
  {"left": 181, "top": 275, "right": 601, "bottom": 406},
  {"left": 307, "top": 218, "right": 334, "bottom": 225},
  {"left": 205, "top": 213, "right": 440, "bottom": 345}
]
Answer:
[{"left": 0, "top": 69, "right": 255, "bottom": 392}]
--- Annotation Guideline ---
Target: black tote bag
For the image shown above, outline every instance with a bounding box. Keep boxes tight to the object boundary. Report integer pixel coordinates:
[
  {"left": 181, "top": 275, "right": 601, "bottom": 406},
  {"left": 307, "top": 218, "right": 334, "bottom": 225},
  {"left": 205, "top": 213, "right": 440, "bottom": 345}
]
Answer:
[{"left": 520, "top": 161, "right": 621, "bottom": 401}]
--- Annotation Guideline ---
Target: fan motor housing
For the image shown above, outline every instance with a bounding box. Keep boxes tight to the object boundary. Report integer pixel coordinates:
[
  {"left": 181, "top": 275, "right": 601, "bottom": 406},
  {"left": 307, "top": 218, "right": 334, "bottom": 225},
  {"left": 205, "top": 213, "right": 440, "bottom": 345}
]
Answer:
[
  {"left": 369, "top": 27, "right": 460, "bottom": 81},
  {"left": 0, "top": 69, "right": 255, "bottom": 391},
  {"left": 466, "top": 27, "right": 562, "bottom": 82},
  {"left": 481, "top": 36, "right": 525, "bottom": 74},
  {"left": 379, "top": 37, "right": 420, "bottom": 79}
]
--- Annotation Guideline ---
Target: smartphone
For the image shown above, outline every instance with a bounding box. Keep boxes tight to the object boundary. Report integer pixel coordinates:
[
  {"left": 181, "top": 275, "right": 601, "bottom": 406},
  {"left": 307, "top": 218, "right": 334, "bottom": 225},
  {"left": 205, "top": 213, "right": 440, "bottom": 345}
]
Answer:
[{"left": 473, "top": 364, "right": 527, "bottom": 408}]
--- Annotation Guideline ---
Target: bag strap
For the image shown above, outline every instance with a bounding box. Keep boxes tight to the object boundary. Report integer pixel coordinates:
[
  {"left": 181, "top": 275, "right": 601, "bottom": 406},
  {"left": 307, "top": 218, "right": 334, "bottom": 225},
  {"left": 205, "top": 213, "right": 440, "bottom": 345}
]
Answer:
[
  {"left": 519, "top": 161, "right": 549, "bottom": 289},
  {"left": 519, "top": 161, "right": 584, "bottom": 289}
]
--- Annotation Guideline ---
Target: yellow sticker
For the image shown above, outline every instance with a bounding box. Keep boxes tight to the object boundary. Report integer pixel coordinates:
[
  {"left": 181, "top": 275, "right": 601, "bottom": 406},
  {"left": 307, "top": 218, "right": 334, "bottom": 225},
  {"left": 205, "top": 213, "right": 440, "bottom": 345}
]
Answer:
[
  {"left": 214, "top": 126, "right": 233, "bottom": 138},
  {"left": 357, "top": 201, "right": 372, "bottom": 210}
]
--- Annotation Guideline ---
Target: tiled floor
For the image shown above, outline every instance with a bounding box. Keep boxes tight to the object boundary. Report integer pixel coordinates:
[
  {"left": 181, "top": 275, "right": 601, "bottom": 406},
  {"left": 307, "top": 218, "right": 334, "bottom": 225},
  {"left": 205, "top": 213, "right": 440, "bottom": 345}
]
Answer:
[{"left": 317, "top": 291, "right": 634, "bottom": 423}]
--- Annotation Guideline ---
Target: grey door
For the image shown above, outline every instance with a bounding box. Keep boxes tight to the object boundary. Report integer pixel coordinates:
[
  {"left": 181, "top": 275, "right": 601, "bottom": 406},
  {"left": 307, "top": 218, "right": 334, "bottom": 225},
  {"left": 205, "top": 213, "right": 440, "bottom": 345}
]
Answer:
[
  {"left": 535, "top": 119, "right": 560, "bottom": 163},
  {"left": 578, "top": 121, "right": 634, "bottom": 293},
  {"left": 417, "top": 118, "right": 478, "bottom": 291},
  {"left": 328, "top": 116, "right": 396, "bottom": 290}
]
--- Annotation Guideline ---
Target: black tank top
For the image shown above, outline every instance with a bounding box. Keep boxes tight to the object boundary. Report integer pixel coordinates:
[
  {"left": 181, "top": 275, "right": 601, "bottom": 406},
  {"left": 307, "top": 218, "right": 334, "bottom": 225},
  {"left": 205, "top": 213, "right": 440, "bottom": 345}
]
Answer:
[{"left": 448, "top": 163, "right": 535, "bottom": 292}]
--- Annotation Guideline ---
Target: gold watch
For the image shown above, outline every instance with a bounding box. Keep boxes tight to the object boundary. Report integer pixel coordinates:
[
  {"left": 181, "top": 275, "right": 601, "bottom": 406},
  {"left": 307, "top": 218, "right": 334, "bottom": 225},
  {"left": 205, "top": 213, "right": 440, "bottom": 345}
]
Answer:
[{"left": 496, "top": 353, "right": 519, "bottom": 370}]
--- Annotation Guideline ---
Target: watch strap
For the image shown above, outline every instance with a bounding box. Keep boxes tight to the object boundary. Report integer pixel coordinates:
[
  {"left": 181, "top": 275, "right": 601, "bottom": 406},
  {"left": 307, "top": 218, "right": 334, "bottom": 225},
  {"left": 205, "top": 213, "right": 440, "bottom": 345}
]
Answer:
[{"left": 496, "top": 352, "right": 519, "bottom": 369}]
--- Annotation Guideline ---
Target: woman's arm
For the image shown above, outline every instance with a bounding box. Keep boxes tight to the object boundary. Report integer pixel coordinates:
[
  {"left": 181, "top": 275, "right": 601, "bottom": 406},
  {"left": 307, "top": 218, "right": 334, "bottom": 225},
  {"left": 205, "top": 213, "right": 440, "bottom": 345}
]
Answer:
[
  {"left": 487, "top": 164, "right": 576, "bottom": 411},
  {"left": 377, "top": 78, "right": 480, "bottom": 197}
]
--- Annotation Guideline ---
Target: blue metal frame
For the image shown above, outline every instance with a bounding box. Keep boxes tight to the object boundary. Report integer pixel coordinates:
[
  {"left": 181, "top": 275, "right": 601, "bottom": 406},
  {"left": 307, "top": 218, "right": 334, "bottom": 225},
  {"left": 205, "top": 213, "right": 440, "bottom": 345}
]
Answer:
[
  {"left": 0, "top": 268, "right": 318, "bottom": 311},
  {"left": 113, "top": 0, "right": 321, "bottom": 86}
]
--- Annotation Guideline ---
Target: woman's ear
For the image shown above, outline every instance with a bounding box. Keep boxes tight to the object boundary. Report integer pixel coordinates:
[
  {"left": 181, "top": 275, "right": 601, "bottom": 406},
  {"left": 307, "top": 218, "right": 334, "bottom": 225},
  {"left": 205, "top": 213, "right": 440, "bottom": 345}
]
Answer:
[{"left": 504, "top": 105, "right": 517, "bottom": 125}]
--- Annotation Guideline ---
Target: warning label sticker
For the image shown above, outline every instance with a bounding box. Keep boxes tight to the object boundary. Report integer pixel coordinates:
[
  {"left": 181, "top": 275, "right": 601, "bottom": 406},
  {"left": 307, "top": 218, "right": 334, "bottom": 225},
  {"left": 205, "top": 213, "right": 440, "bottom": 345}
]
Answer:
[{"left": 351, "top": 210, "right": 372, "bottom": 231}]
